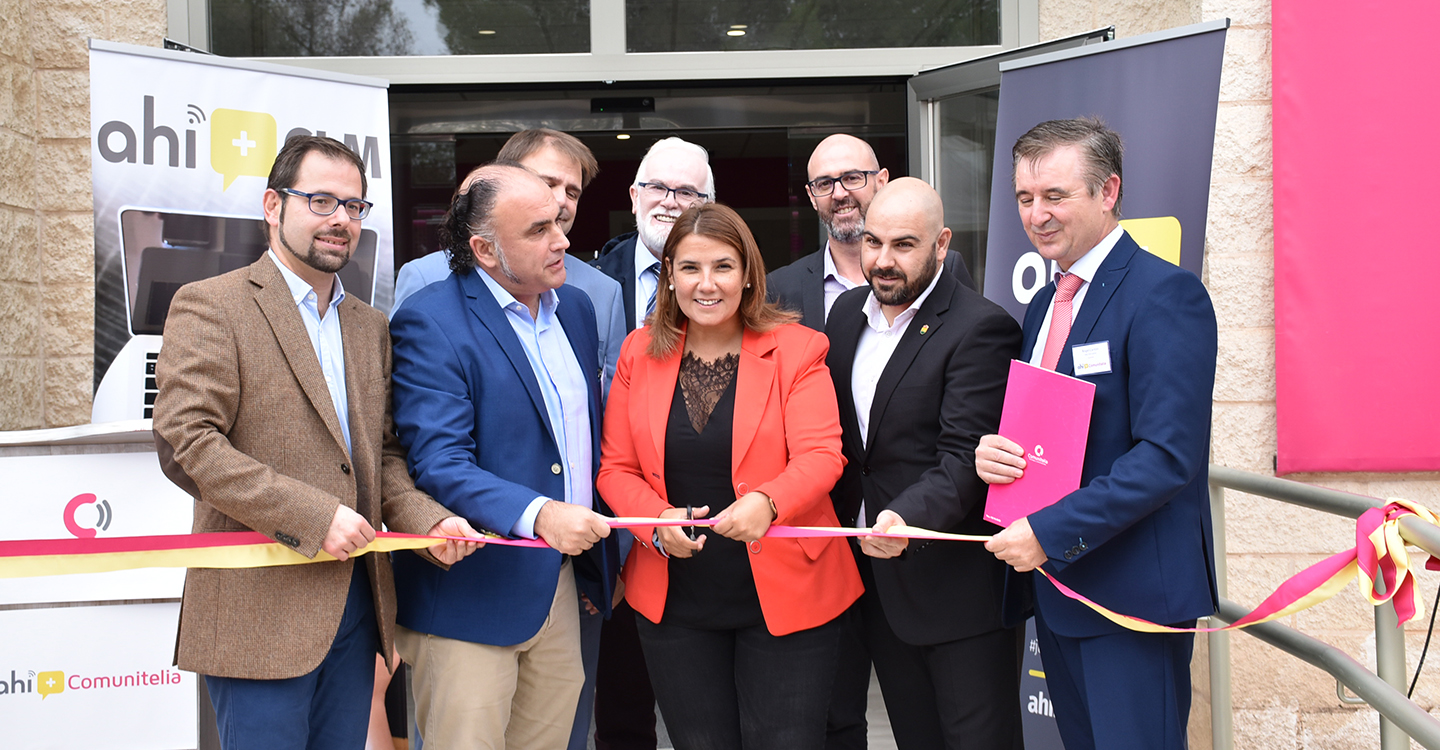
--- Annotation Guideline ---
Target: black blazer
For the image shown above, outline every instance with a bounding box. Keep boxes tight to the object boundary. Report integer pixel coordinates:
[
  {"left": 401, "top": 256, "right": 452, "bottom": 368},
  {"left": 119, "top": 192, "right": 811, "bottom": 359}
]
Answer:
[
  {"left": 826, "top": 270, "right": 1022, "bottom": 645},
  {"left": 767, "top": 246, "right": 977, "bottom": 331},
  {"left": 593, "top": 231, "right": 642, "bottom": 332}
]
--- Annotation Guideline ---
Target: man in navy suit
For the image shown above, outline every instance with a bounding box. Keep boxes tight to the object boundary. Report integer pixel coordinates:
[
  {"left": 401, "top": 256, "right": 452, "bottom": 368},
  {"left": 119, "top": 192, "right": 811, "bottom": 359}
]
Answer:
[
  {"left": 977, "top": 118, "right": 1218, "bottom": 750},
  {"left": 390, "top": 162, "right": 616, "bottom": 747}
]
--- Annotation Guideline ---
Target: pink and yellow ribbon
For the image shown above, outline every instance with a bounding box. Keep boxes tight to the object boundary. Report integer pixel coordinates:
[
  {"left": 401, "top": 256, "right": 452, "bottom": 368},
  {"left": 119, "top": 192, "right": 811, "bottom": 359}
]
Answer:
[{"left": 2, "top": 503, "right": 1434, "bottom": 636}]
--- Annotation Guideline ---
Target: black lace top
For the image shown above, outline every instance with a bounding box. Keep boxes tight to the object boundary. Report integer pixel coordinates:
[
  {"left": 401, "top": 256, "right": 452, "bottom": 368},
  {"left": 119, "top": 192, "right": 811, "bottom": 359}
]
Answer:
[{"left": 661, "top": 351, "right": 763, "bottom": 629}]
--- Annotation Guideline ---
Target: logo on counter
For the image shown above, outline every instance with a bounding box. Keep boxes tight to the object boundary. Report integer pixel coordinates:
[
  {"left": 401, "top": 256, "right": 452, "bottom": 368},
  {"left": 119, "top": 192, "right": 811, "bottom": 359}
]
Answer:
[{"left": 63, "top": 493, "right": 113, "bottom": 539}]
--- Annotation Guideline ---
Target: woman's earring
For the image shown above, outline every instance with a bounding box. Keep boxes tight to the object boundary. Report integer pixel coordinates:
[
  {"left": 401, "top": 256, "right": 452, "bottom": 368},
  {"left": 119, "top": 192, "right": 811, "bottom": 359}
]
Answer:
[
  {"left": 668, "top": 284, "right": 674, "bottom": 290},
  {"left": 745, "top": 283, "right": 752, "bottom": 288}
]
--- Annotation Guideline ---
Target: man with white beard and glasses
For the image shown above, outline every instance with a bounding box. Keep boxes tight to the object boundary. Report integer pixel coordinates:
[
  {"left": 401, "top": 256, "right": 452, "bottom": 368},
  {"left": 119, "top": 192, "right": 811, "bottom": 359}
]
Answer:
[
  {"left": 768, "top": 134, "right": 973, "bottom": 333},
  {"left": 594, "top": 137, "right": 716, "bottom": 333}
]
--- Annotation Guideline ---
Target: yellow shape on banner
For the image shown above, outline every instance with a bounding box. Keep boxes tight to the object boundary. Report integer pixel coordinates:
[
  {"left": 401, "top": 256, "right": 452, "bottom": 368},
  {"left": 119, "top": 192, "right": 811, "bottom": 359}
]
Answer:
[
  {"left": 37, "top": 671, "right": 64, "bottom": 699},
  {"left": 1119, "top": 216, "right": 1182, "bottom": 266},
  {"left": 211, "top": 109, "right": 278, "bottom": 190}
]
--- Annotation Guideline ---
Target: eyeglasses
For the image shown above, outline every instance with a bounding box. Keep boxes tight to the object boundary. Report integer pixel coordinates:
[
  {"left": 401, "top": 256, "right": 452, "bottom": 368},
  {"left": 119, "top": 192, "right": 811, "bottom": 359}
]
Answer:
[
  {"left": 805, "top": 170, "right": 880, "bottom": 197},
  {"left": 280, "top": 188, "right": 373, "bottom": 220},
  {"left": 636, "top": 181, "right": 709, "bottom": 205}
]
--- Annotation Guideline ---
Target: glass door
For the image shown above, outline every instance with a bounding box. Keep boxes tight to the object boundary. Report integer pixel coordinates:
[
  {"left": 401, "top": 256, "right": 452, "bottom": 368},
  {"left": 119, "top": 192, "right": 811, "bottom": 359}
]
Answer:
[{"left": 907, "top": 27, "right": 1113, "bottom": 294}]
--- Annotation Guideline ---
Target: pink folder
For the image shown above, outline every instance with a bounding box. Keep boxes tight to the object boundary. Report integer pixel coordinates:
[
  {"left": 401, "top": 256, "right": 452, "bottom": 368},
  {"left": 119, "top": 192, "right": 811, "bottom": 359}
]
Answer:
[{"left": 983, "top": 360, "right": 1096, "bottom": 528}]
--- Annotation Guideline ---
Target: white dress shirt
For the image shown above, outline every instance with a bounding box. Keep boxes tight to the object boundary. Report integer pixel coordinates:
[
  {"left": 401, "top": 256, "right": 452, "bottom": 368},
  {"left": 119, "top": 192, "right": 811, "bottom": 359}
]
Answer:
[
  {"left": 850, "top": 269, "right": 943, "bottom": 527},
  {"left": 476, "top": 271, "right": 593, "bottom": 540},
  {"left": 268, "top": 251, "right": 351, "bottom": 456},
  {"left": 633, "top": 238, "right": 663, "bottom": 327},
  {"left": 1027, "top": 224, "right": 1125, "bottom": 365},
  {"left": 822, "top": 241, "right": 866, "bottom": 323}
]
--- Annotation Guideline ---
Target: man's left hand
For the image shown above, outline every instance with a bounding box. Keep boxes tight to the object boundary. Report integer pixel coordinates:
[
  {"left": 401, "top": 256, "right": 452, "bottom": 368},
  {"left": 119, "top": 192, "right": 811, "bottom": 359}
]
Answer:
[
  {"left": 985, "top": 517, "right": 1048, "bottom": 572},
  {"left": 860, "top": 510, "right": 910, "bottom": 559},
  {"left": 426, "top": 516, "right": 486, "bottom": 565}
]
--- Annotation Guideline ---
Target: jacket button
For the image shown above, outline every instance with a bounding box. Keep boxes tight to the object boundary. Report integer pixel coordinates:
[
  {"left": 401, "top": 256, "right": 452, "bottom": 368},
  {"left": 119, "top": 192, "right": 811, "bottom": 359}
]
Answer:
[
  {"left": 551, "top": 463, "right": 563, "bottom": 475},
  {"left": 1064, "top": 551, "right": 1074, "bottom": 560},
  {"left": 861, "top": 465, "right": 871, "bottom": 476},
  {"left": 737, "top": 482, "right": 749, "bottom": 495},
  {"left": 340, "top": 463, "right": 350, "bottom": 475}
]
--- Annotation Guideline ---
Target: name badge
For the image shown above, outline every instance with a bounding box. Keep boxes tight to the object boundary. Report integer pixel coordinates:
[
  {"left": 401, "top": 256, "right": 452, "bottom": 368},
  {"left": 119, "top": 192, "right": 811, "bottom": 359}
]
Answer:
[{"left": 1072, "top": 341, "right": 1112, "bottom": 376}]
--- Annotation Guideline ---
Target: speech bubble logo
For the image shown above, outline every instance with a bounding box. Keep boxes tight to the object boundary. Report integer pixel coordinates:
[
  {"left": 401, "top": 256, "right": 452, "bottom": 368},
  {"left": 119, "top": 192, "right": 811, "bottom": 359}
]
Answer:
[
  {"left": 1119, "top": 216, "right": 1183, "bottom": 267},
  {"left": 211, "top": 109, "right": 278, "bottom": 190},
  {"left": 36, "top": 671, "right": 64, "bottom": 699}
]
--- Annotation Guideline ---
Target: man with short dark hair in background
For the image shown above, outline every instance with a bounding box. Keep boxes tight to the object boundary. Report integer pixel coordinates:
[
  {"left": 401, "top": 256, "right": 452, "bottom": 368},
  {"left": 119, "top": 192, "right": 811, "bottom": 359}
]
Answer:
[
  {"left": 979, "top": 118, "right": 1218, "bottom": 750},
  {"left": 153, "top": 134, "right": 482, "bottom": 750}
]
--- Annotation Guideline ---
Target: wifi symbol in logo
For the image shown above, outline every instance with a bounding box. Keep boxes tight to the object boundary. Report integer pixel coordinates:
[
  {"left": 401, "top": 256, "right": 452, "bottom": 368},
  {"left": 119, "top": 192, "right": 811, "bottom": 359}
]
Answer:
[
  {"left": 63, "top": 493, "right": 114, "bottom": 538},
  {"left": 187, "top": 104, "right": 206, "bottom": 125}
]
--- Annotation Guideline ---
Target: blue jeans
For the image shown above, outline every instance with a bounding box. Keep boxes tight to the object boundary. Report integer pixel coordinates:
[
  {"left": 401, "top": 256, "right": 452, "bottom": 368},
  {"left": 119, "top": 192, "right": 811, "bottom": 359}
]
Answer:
[{"left": 206, "top": 564, "right": 379, "bottom": 750}]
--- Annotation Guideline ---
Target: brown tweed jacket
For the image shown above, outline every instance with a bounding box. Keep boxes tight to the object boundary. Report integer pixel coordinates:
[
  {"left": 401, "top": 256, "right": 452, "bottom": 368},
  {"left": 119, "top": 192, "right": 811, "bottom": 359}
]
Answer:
[{"left": 152, "top": 255, "right": 452, "bottom": 680}]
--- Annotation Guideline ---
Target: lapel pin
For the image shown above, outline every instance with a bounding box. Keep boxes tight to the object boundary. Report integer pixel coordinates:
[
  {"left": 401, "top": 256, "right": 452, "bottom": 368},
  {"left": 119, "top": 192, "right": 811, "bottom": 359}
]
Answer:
[{"left": 919, "top": 325, "right": 929, "bottom": 335}]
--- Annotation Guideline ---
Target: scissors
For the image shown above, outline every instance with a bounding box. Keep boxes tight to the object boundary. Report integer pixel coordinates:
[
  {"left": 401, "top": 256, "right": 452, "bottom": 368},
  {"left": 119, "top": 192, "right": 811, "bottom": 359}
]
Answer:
[{"left": 686, "top": 505, "right": 698, "bottom": 542}]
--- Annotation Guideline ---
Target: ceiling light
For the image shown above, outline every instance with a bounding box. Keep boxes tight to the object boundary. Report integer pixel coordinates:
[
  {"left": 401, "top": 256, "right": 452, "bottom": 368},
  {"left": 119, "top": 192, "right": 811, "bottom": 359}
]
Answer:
[
  {"left": 730, "top": 24, "right": 748, "bottom": 29},
  {"left": 727, "top": 30, "right": 746, "bottom": 37},
  {"left": 477, "top": 29, "right": 496, "bottom": 35},
  {"left": 616, "top": 134, "right": 631, "bottom": 140}
]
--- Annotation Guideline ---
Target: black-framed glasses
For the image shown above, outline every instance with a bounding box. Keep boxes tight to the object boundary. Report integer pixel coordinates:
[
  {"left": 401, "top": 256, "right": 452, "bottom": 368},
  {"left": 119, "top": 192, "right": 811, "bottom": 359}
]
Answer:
[
  {"left": 806, "top": 170, "right": 880, "bottom": 197},
  {"left": 636, "top": 181, "right": 709, "bottom": 205},
  {"left": 280, "top": 188, "right": 373, "bottom": 220}
]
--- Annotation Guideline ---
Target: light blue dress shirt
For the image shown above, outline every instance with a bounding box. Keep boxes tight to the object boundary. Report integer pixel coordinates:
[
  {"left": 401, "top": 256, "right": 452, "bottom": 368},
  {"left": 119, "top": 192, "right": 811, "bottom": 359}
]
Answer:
[
  {"left": 476, "top": 270, "right": 593, "bottom": 539},
  {"left": 632, "top": 238, "right": 662, "bottom": 327},
  {"left": 268, "top": 251, "right": 351, "bottom": 456}
]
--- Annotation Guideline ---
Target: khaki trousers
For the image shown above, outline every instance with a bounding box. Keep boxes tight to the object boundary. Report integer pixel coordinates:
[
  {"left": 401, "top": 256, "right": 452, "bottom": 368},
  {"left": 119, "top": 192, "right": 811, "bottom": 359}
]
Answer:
[{"left": 398, "top": 561, "right": 583, "bottom": 749}]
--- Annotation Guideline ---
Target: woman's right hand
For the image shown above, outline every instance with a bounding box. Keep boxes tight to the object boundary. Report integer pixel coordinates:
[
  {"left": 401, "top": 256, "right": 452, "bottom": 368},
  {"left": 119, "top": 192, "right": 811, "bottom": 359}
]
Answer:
[{"left": 656, "top": 505, "right": 709, "bottom": 558}]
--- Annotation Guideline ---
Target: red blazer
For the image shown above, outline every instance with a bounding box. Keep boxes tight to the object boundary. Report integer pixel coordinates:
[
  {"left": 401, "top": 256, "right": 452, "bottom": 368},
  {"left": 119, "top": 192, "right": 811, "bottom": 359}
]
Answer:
[{"left": 598, "top": 323, "right": 862, "bottom": 636}]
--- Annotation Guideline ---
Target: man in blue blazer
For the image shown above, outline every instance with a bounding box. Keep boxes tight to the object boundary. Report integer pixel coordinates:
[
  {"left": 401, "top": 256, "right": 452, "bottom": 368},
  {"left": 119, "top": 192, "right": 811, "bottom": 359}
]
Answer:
[
  {"left": 978, "top": 118, "right": 1218, "bottom": 750},
  {"left": 390, "top": 163, "right": 617, "bottom": 747},
  {"left": 392, "top": 129, "right": 626, "bottom": 398}
]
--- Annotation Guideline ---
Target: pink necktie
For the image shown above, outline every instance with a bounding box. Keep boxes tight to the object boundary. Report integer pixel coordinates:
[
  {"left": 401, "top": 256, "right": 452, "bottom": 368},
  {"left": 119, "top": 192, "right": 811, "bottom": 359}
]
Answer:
[{"left": 1040, "top": 273, "right": 1085, "bottom": 371}]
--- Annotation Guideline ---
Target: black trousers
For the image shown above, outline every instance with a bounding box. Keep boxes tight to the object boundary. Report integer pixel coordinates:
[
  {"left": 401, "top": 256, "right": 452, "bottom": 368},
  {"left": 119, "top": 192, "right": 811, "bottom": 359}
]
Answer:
[
  {"left": 636, "top": 615, "right": 841, "bottom": 750},
  {"left": 595, "top": 600, "right": 658, "bottom": 750},
  {"left": 857, "top": 554, "right": 1026, "bottom": 750}
]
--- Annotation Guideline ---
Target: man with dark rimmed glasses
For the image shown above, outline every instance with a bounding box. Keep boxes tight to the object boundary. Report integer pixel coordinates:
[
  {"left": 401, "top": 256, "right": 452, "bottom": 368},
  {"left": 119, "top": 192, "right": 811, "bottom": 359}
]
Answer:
[{"left": 768, "top": 133, "right": 974, "bottom": 332}]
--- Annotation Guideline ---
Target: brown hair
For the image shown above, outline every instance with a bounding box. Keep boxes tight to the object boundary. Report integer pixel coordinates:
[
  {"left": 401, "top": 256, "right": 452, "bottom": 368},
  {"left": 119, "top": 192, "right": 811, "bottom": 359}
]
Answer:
[
  {"left": 645, "top": 203, "right": 797, "bottom": 359},
  {"left": 1012, "top": 116, "right": 1124, "bottom": 217},
  {"left": 267, "top": 134, "right": 367, "bottom": 197},
  {"left": 497, "top": 128, "right": 600, "bottom": 189}
]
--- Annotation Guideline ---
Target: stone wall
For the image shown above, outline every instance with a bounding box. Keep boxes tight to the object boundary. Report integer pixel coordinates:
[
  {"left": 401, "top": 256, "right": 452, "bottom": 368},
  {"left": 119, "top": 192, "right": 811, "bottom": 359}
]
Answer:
[
  {"left": 1038, "top": 1, "right": 1440, "bottom": 748},
  {"left": 0, "top": 0, "right": 166, "bottom": 430}
]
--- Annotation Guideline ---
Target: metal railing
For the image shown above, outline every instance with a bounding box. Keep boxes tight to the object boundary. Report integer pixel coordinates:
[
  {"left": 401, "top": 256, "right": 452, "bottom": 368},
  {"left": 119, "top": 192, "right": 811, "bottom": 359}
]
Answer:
[{"left": 1206, "top": 464, "right": 1440, "bottom": 750}]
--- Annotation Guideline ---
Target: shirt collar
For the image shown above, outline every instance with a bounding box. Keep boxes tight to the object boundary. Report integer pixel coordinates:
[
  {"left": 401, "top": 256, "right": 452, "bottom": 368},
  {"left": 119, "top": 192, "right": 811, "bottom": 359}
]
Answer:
[
  {"left": 476, "top": 266, "right": 558, "bottom": 323},
  {"left": 268, "top": 250, "right": 345, "bottom": 309},
  {"left": 861, "top": 264, "right": 943, "bottom": 334},
  {"left": 1060, "top": 224, "right": 1125, "bottom": 285},
  {"left": 634, "top": 236, "right": 662, "bottom": 277}
]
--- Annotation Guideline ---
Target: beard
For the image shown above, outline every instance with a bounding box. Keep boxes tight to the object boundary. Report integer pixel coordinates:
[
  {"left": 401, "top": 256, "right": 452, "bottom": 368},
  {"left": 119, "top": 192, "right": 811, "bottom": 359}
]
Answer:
[
  {"left": 635, "top": 208, "right": 680, "bottom": 258},
  {"left": 277, "top": 200, "right": 354, "bottom": 274},
  {"left": 490, "top": 239, "right": 520, "bottom": 284},
  {"left": 820, "top": 195, "right": 865, "bottom": 243},
  {"left": 867, "top": 245, "right": 940, "bottom": 308}
]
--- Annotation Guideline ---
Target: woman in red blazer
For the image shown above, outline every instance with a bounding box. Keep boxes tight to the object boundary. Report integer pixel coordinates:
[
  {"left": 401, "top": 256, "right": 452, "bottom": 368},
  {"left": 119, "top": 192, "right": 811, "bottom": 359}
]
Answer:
[{"left": 598, "top": 203, "right": 862, "bottom": 750}]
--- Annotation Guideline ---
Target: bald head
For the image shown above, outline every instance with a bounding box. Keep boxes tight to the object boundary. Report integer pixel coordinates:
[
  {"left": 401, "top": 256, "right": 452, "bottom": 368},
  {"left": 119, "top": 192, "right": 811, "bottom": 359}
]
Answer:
[
  {"left": 867, "top": 177, "right": 946, "bottom": 236},
  {"left": 861, "top": 177, "right": 950, "bottom": 313},
  {"left": 808, "top": 134, "right": 880, "bottom": 177}
]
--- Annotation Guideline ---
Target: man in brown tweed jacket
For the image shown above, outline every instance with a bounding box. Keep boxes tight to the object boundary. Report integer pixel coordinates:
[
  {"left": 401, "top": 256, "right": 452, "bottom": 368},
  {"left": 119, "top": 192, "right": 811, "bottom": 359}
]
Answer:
[{"left": 153, "top": 135, "right": 482, "bottom": 750}]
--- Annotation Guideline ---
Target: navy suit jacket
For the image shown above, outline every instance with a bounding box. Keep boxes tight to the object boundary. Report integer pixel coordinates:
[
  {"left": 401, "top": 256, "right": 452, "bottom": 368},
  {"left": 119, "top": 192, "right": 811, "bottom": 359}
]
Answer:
[
  {"left": 1022, "top": 231, "right": 1219, "bottom": 638},
  {"left": 390, "top": 269, "right": 616, "bottom": 647},
  {"left": 593, "top": 231, "right": 643, "bottom": 332},
  {"left": 767, "top": 245, "right": 977, "bottom": 331}
]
